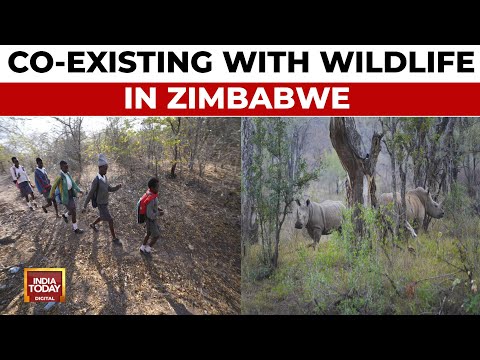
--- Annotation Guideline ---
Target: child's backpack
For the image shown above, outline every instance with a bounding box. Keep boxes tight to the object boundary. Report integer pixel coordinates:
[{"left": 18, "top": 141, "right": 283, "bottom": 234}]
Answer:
[
  {"left": 137, "top": 190, "right": 158, "bottom": 224},
  {"left": 92, "top": 177, "right": 100, "bottom": 208}
]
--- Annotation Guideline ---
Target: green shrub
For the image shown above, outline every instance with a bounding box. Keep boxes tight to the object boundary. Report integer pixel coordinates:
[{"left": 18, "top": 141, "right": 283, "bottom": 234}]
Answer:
[
  {"left": 242, "top": 244, "right": 274, "bottom": 282},
  {"left": 464, "top": 293, "right": 480, "bottom": 315},
  {"left": 242, "top": 197, "right": 480, "bottom": 315},
  {"left": 443, "top": 184, "right": 474, "bottom": 238}
]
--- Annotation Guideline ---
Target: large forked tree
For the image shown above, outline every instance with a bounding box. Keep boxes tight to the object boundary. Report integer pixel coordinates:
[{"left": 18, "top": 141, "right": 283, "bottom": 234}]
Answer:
[{"left": 329, "top": 117, "right": 383, "bottom": 240}]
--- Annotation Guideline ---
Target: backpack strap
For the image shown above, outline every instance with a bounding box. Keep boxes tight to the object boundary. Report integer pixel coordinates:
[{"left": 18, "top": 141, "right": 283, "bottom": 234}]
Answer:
[
  {"left": 95, "top": 176, "right": 100, "bottom": 194},
  {"left": 139, "top": 190, "right": 158, "bottom": 214}
]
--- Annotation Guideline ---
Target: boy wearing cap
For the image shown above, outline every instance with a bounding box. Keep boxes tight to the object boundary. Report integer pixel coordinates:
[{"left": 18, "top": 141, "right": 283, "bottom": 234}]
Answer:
[{"left": 83, "top": 154, "right": 122, "bottom": 244}]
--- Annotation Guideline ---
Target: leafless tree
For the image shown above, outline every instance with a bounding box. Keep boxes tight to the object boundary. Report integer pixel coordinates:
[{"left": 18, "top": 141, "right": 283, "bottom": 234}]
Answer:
[{"left": 52, "top": 117, "right": 85, "bottom": 177}]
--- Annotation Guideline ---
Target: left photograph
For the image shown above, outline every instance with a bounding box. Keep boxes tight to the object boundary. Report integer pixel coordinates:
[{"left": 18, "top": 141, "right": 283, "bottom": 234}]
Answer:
[{"left": 0, "top": 117, "right": 241, "bottom": 315}]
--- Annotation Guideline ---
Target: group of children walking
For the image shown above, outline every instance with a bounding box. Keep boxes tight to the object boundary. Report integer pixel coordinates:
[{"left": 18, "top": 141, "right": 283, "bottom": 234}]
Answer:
[{"left": 9, "top": 154, "right": 163, "bottom": 254}]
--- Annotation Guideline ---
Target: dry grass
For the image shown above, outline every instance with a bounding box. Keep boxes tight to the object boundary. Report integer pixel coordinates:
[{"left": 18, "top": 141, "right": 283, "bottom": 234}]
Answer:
[{"left": 242, "top": 211, "right": 480, "bottom": 315}]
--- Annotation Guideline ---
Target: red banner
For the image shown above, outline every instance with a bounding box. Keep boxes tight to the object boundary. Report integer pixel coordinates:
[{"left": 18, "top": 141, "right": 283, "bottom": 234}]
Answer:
[{"left": 1, "top": 83, "right": 480, "bottom": 116}]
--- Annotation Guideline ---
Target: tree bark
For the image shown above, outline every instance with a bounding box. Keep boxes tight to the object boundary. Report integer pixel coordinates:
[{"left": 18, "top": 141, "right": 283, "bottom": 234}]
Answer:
[
  {"left": 241, "top": 117, "right": 257, "bottom": 255},
  {"left": 381, "top": 117, "right": 400, "bottom": 237},
  {"left": 168, "top": 117, "right": 181, "bottom": 178},
  {"left": 330, "top": 117, "right": 383, "bottom": 242},
  {"left": 423, "top": 117, "right": 454, "bottom": 230},
  {"left": 399, "top": 160, "right": 408, "bottom": 230},
  {"left": 413, "top": 121, "right": 427, "bottom": 187}
]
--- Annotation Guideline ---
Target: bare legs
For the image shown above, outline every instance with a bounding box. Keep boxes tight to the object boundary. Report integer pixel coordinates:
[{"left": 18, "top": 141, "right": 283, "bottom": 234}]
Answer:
[
  {"left": 91, "top": 217, "right": 117, "bottom": 240},
  {"left": 42, "top": 198, "right": 59, "bottom": 217}
]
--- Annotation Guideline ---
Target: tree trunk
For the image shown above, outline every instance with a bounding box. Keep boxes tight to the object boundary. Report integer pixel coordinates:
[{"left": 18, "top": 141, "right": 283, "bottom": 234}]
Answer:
[
  {"left": 273, "top": 228, "right": 280, "bottom": 268},
  {"left": 382, "top": 117, "right": 401, "bottom": 237},
  {"left": 272, "top": 126, "right": 283, "bottom": 268},
  {"left": 366, "top": 131, "right": 383, "bottom": 208},
  {"left": 77, "top": 135, "right": 82, "bottom": 176},
  {"left": 412, "top": 120, "right": 427, "bottom": 187},
  {"left": 189, "top": 119, "right": 201, "bottom": 171},
  {"left": 474, "top": 156, "right": 477, "bottom": 197},
  {"left": 241, "top": 117, "right": 257, "bottom": 255},
  {"left": 170, "top": 163, "right": 177, "bottom": 178},
  {"left": 329, "top": 117, "right": 383, "bottom": 242},
  {"left": 169, "top": 117, "right": 181, "bottom": 178},
  {"left": 399, "top": 161, "right": 408, "bottom": 231},
  {"left": 444, "top": 118, "right": 457, "bottom": 193},
  {"left": 422, "top": 117, "right": 454, "bottom": 231},
  {"left": 390, "top": 150, "right": 399, "bottom": 237},
  {"left": 390, "top": 145, "right": 400, "bottom": 238}
]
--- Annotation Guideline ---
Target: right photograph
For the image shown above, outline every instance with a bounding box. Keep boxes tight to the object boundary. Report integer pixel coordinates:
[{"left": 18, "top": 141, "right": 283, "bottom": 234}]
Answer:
[{"left": 242, "top": 117, "right": 480, "bottom": 315}]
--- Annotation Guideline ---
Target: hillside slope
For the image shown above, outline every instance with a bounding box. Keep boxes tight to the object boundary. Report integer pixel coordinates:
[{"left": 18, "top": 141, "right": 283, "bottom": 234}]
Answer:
[{"left": 0, "top": 164, "right": 240, "bottom": 315}]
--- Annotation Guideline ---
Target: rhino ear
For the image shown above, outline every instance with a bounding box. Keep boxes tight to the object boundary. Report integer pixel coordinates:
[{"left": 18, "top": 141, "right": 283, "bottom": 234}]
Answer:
[
  {"left": 306, "top": 199, "right": 310, "bottom": 206},
  {"left": 295, "top": 199, "right": 301, "bottom": 206}
]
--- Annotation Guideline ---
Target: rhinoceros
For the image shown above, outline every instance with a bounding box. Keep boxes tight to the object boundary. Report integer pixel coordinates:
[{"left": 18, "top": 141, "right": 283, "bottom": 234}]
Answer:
[
  {"left": 294, "top": 199, "right": 346, "bottom": 249},
  {"left": 379, "top": 187, "right": 444, "bottom": 234}
]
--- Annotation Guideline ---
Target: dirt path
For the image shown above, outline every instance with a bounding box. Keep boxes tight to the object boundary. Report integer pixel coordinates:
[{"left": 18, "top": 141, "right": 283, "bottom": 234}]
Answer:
[{"left": 0, "top": 167, "right": 240, "bottom": 315}]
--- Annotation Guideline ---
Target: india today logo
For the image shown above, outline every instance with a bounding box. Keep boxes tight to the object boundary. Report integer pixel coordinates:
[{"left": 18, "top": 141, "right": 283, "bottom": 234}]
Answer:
[{"left": 24, "top": 268, "right": 65, "bottom": 303}]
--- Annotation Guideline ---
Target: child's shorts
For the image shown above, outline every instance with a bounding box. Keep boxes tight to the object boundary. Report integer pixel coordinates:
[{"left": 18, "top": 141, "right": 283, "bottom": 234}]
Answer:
[
  {"left": 98, "top": 204, "right": 113, "bottom": 221},
  {"left": 42, "top": 187, "right": 54, "bottom": 201},
  {"left": 146, "top": 218, "right": 160, "bottom": 238},
  {"left": 18, "top": 181, "right": 33, "bottom": 197}
]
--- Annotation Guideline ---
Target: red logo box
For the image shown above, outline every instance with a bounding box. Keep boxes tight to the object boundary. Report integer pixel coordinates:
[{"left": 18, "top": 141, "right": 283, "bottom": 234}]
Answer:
[{"left": 24, "top": 268, "right": 66, "bottom": 303}]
